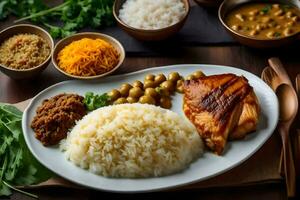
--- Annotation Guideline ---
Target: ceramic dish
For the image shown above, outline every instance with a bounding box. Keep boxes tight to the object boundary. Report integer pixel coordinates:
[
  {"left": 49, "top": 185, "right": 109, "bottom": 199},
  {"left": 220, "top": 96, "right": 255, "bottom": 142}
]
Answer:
[
  {"left": 113, "top": 0, "right": 190, "bottom": 41},
  {"left": 219, "top": 0, "right": 300, "bottom": 48},
  {"left": 22, "top": 64, "right": 278, "bottom": 192},
  {"left": 0, "top": 24, "right": 54, "bottom": 79},
  {"left": 52, "top": 32, "right": 125, "bottom": 80}
]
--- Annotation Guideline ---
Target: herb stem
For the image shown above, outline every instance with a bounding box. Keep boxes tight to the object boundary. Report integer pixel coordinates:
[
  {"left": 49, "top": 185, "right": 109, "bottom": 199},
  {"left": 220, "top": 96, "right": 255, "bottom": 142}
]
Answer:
[
  {"left": 2, "top": 181, "right": 38, "bottom": 199},
  {"left": 14, "top": 1, "right": 70, "bottom": 23}
]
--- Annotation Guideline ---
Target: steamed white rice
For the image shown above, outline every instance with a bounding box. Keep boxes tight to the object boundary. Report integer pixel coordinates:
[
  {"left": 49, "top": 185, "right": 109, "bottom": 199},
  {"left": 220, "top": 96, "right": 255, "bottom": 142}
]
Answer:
[
  {"left": 119, "top": 0, "right": 186, "bottom": 30},
  {"left": 61, "top": 103, "right": 203, "bottom": 178}
]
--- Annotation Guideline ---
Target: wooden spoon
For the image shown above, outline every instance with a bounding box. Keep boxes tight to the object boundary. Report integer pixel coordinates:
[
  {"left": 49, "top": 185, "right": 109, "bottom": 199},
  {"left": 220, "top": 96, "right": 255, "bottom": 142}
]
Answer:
[
  {"left": 268, "top": 58, "right": 292, "bottom": 86},
  {"left": 261, "top": 67, "right": 286, "bottom": 175},
  {"left": 295, "top": 74, "right": 300, "bottom": 178},
  {"left": 267, "top": 58, "right": 297, "bottom": 179},
  {"left": 261, "top": 67, "right": 281, "bottom": 91},
  {"left": 276, "top": 83, "right": 297, "bottom": 197}
]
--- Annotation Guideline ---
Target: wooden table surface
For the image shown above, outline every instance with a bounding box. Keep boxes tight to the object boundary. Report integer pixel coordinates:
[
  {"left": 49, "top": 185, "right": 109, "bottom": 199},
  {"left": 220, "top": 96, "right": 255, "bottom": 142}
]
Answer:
[{"left": 1, "top": 45, "right": 299, "bottom": 200}]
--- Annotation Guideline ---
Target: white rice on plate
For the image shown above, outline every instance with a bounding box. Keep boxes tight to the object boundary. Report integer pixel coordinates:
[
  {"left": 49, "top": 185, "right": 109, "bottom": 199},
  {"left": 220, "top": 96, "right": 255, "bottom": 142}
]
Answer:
[
  {"left": 119, "top": 0, "right": 186, "bottom": 30},
  {"left": 60, "top": 103, "right": 203, "bottom": 178}
]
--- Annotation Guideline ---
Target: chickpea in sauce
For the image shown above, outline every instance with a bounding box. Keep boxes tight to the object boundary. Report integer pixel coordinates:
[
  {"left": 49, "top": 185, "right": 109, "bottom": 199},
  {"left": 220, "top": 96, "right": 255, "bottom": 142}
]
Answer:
[{"left": 225, "top": 3, "right": 300, "bottom": 39}]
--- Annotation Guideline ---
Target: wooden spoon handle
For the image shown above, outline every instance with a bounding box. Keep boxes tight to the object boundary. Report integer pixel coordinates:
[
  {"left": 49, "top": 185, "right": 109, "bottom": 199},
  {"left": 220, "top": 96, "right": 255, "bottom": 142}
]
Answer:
[
  {"left": 279, "top": 149, "right": 284, "bottom": 176},
  {"left": 279, "top": 126, "right": 296, "bottom": 197},
  {"left": 283, "top": 129, "right": 300, "bottom": 178},
  {"left": 295, "top": 129, "right": 300, "bottom": 178},
  {"left": 268, "top": 58, "right": 293, "bottom": 86}
]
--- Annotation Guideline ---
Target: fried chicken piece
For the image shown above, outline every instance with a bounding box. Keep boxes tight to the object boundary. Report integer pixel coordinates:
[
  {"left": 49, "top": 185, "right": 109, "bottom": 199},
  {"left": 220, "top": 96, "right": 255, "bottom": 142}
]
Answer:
[{"left": 183, "top": 74, "right": 258, "bottom": 155}]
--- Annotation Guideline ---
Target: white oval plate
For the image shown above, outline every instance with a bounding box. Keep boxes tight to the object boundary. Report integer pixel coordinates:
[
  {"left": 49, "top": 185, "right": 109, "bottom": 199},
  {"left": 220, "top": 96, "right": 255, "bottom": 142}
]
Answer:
[{"left": 22, "top": 64, "right": 278, "bottom": 193}]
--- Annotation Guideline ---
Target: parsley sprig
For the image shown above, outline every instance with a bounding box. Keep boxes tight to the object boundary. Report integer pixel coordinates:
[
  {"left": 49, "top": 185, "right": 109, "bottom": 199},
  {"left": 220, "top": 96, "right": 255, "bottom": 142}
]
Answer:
[
  {"left": 83, "top": 92, "right": 110, "bottom": 111},
  {"left": 261, "top": 4, "right": 272, "bottom": 14},
  {"left": 0, "top": 0, "right": 115, "bottom": 38}
]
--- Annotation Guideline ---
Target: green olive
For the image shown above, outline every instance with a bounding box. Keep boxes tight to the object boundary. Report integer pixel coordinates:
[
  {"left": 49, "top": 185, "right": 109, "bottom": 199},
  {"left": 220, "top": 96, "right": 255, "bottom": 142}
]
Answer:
[
  {"left": 176, "top": 79, "right": 184, "bottom": 93},
  {"left": 114, "top": 97, "right": 128, "bottom": 104},
  {"left": 145, "top": 74, "right": 155, "bottom": 81},
  {"left": 107, "top": 89, "right": 121, "bottom": 101},
  {"left": 160, "top": 97, "right": 172, "bottom": 109},
  {"left": 144, "top": 88, "right": 159, "bottom": 98},
  {"left": 120, "top": 83, "right": 133, "bottom": 96},
  {"left": 127, "top": 96, "right": 138, "bottom": 103},
  {"left": 144, "top": 80, "right": 156, "bottom": 89},
  {"left": 132, "top": 80, "right": 143, "bottom": 89},
  {"left": 156, "top": 87, "right": 170, "bottom": 97},
  {"left": 154, "top": 74, "right": 167, "bottom": 85},
  {"left": 121, "top": 83, "right": 132, "bottom": 90},
  {"left": 139, "top": 95, "right": 156, "bottom": 105},
  {"left": 168, "top": 72, "right": 180, "bottom": 82},
  {"left": 129, "top": 87, "right": 144, "bottom": 98},
  {"left": 176, "top": 79, "right": 184, "bottom": 87},
  {"left": 192, "top": 71, "right": 205, "bottom": 79},
  {"left": 160, "top": 80, "right": 175, "bottom": 92},
  {"left": 186, "top": 74, "right": 195, "bottom": 80}
]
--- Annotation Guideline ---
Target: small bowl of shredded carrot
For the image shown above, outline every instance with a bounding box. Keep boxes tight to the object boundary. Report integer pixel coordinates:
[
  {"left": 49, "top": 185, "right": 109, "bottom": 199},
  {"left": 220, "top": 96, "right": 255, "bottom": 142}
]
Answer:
[{"left": 52, "top": 32, "right": 125, "bottom": 79}]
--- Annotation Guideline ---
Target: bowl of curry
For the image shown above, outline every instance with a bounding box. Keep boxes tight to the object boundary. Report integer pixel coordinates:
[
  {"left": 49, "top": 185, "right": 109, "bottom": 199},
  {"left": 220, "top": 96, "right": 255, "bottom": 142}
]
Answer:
[{"left": 219, "top": 0, "right": 300, "bottom": 48}]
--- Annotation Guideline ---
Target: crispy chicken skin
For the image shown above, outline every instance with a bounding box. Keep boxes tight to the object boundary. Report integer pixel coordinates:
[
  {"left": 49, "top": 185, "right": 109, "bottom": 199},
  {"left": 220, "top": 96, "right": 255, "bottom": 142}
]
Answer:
[{"left": 183, "top": 73, "right": 259, "bottom": 155}]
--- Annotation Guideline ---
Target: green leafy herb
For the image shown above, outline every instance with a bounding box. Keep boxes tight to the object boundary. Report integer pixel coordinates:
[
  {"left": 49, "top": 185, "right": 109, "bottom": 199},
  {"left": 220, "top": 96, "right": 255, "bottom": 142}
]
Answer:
[
  {"left": 7, "top": 0, "right": 115, "bottom": 38},
  {"left": 0, "top": 103, "right": 53, "bottom": 198},
  {"left": 261, "top": 4, "right": 272, "bottom": 14},
  {"left": 83, "top": 92, "right": 110, "bottom": 111},
  {"left": 0, "top": 0, "right": 47, "bottom": 21},
  {"left": 274, "top": 32, "right": 281, "bottom": 38}
]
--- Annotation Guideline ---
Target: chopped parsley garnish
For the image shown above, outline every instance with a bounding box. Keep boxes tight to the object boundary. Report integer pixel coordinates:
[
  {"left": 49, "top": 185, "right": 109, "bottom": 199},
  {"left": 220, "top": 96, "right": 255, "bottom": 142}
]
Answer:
[
  {"left": 261, "top": 4, "right": 272, "bottom": 14},
  {"left": 83, "top": 92, "right": 110, "bottom": 111}
]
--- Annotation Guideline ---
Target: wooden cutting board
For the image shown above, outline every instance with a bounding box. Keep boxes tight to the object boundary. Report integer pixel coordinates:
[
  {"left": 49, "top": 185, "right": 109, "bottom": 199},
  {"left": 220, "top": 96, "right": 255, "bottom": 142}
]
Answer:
[{"left": 15, "top": 99, "right": 283, "bottom": 190}]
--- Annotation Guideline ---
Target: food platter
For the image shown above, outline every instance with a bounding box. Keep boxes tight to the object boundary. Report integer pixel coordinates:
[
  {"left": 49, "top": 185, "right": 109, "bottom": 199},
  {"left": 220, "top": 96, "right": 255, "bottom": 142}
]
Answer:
[{"left": 22, "top": 64, "right": 279, "bottom": 193}]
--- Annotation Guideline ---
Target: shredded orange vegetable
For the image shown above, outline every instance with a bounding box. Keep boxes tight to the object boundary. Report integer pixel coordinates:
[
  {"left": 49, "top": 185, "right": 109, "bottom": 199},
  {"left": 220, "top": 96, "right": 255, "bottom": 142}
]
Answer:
[{"left": 57, "top": 38, "right": 119, "bottom": 77}]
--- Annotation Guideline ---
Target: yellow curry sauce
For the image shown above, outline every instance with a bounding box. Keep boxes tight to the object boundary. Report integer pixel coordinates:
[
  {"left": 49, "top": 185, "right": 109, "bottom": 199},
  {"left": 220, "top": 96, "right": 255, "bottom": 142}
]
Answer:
[{"left": 225, "top": 3, "right": 300, "bottom": 39}]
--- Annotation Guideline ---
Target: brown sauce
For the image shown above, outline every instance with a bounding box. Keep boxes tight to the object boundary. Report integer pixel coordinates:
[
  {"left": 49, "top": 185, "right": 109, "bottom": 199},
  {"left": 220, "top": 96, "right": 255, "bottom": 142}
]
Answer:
[{"left": 225, "top": 3, "right": 300, "bottom": 39}]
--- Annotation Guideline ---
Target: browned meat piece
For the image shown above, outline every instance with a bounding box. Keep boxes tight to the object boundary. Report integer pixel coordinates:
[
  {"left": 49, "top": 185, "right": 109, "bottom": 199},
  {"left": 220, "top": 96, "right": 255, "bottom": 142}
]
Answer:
[
  {"left": 183, "top": 73, "right": 259, "bottom": 155},
  {"left": 229, "top": 90, "right": 260, "bottom": 140},
  {"left": 31, "top": 93, "right": 86, "bottom": 146}
]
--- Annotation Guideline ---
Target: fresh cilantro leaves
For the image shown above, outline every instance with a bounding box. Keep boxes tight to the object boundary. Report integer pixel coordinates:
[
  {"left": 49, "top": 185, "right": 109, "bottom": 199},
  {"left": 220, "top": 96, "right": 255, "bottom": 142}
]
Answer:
[
  {"left": 0, "top": 0, "right": 47, "bottom": 20},
  {"left": 4, "top": 0, "right": 115, "bottom": 38},
  {"left": 83, "top": 92, "right": 110, "bottom": 111},
  {"left": 261, "top": 4, "right": 272, "bottom": 14}
]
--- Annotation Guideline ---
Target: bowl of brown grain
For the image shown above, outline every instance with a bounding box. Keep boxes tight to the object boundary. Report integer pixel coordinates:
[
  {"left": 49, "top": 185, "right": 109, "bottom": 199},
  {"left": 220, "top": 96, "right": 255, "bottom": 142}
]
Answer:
[{"left": 0, "top": 24, "right": 54, "bottom": 79}]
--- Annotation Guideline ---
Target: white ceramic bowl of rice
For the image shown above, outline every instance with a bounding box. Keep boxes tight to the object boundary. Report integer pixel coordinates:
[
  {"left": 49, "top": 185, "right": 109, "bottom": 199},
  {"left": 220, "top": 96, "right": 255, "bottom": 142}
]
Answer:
[
  {"left": 119, "top": 0, "right": 186, "bottom": 30},
  {"left": 61, "top": 103, "right": 203, "bottom": 178},
  {"left": 113, "top": 0, "right": 190, "bottom": 40}
]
